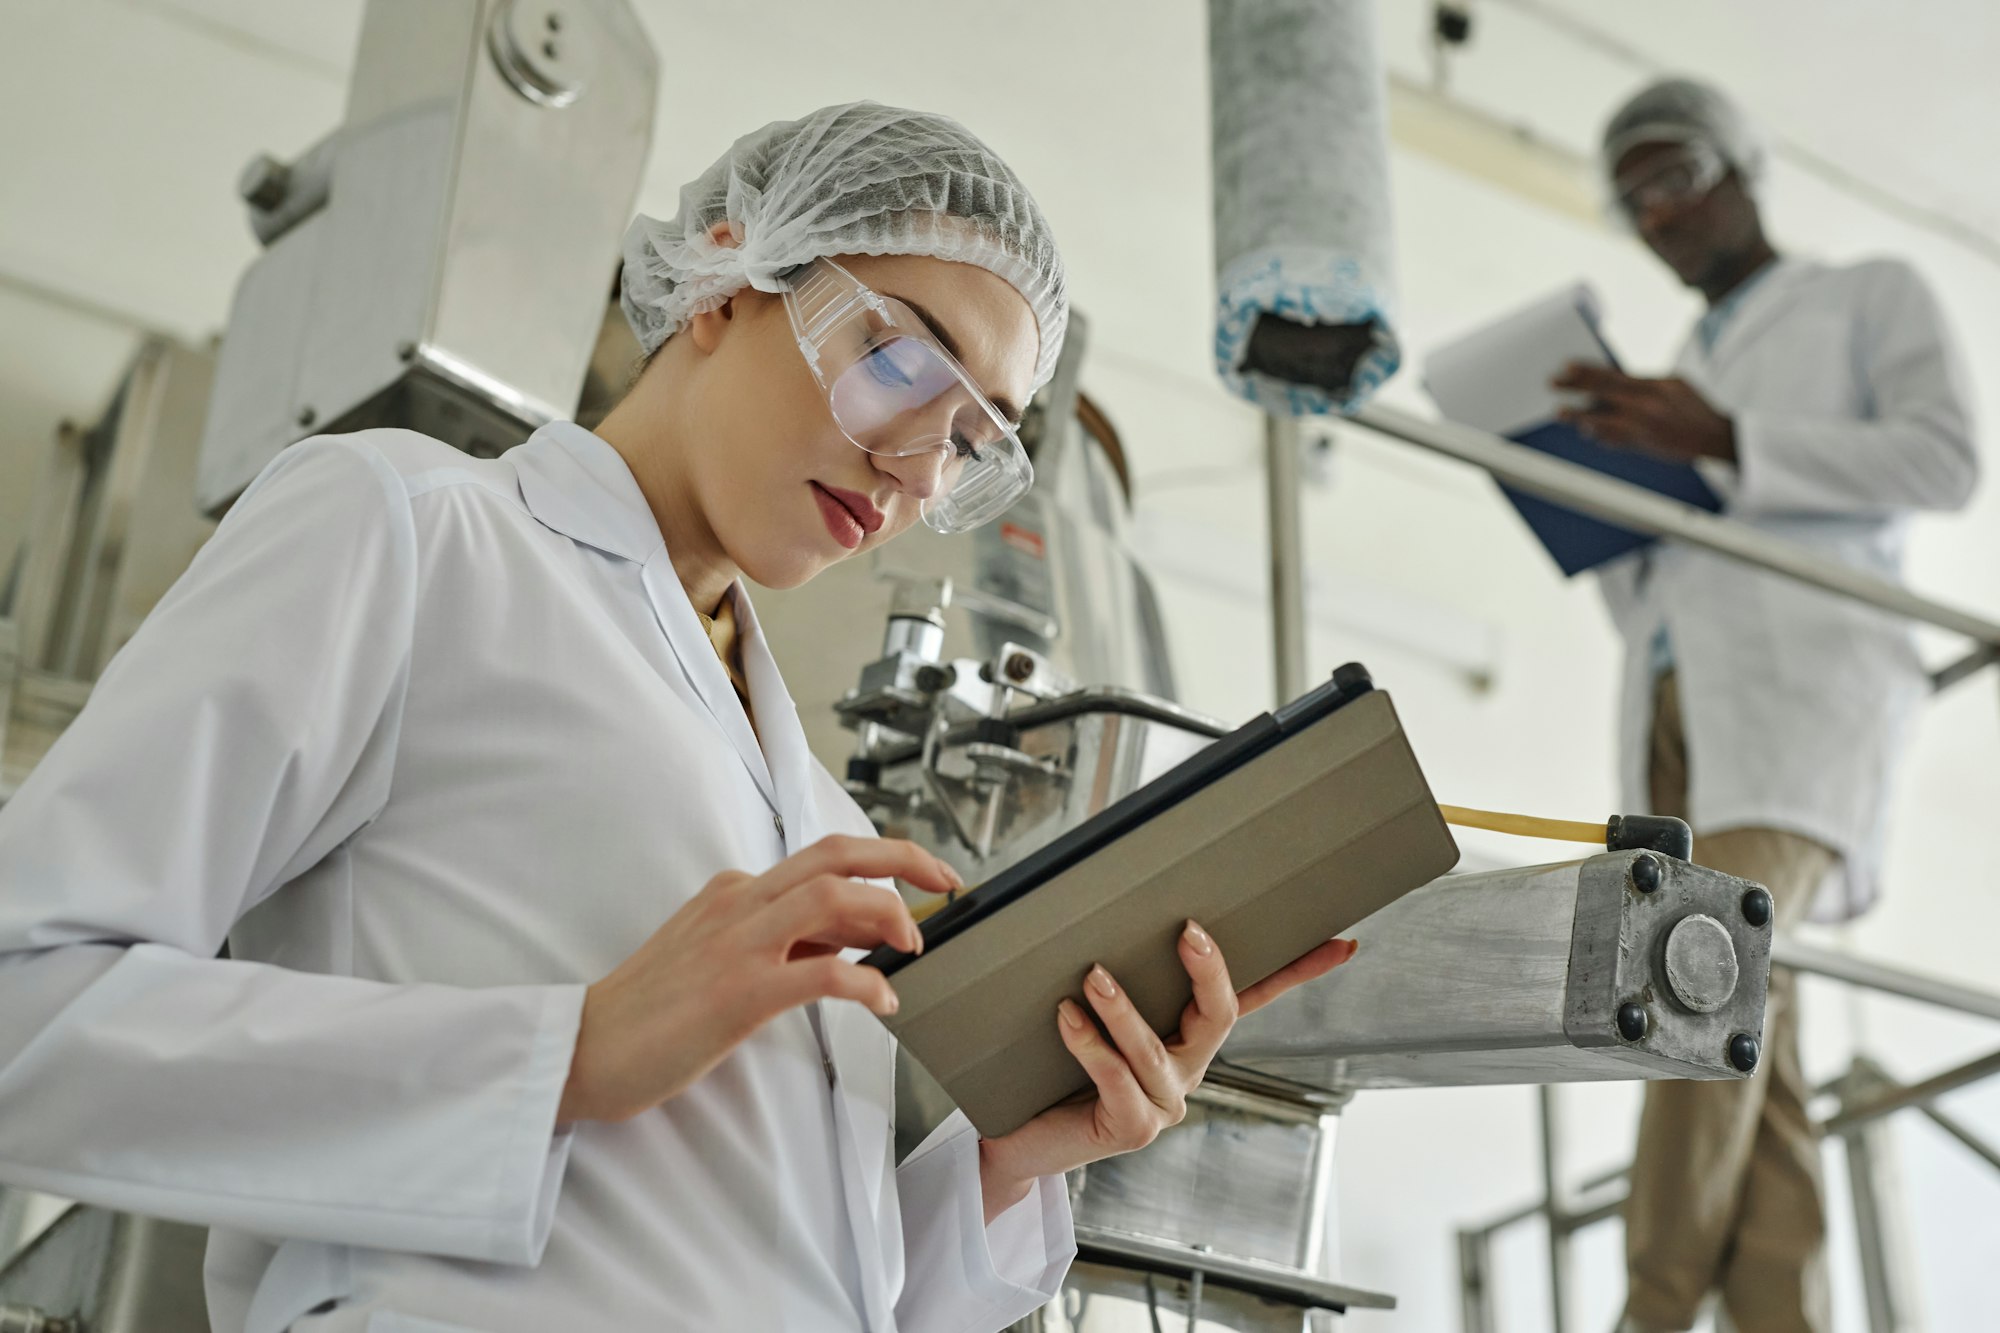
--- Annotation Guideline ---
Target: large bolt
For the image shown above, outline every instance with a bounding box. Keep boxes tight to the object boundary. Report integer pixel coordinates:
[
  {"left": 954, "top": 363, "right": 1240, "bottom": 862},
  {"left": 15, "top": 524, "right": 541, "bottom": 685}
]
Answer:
[
  {"left": 237, "top": 153, "right": 291, "bottom": 210},
  {"left": 1631, "top": 853, "right": 1663, "bottom": 894},
  {"left": 1616, "top": 1003, "right": 1649, "bottom": 1042},
  {"left": 1741, "top": 887, "right": 1773, "bottom": 929},
  {"left": 1728, "top": 1033, "right": 1761, "bottom": 1073},
  {"left": 1663, "top": 913, "right": 1739, "bottom": 1014}
]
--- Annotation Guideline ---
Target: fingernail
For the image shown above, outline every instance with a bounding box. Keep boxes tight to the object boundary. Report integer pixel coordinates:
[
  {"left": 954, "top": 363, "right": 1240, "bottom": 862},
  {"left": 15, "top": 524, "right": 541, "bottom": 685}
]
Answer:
[
  {"left": 1058, "top": 999, "right": 1085, "bottom": 1029},
  {"left": 1340, "top": 938, "right": 1360, "bottom": 959},
  {"left": 1089, "top": 965, "right": 1116, "bottom": 998},
  {"left": 886, "top": 991, "right": 901, "bottom": 1014},
  {"left": 1183, "top": 920, "right": 1214, "bottom": 956},
  {"left": 937, "top": 856, "right": 964, "bottom": 889}
]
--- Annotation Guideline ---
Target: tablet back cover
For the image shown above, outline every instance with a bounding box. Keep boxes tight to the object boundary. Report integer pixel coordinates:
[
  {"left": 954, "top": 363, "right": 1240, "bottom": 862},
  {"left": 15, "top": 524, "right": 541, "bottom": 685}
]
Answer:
[{"left": 881, "top": 690, "right": 1459, "bottom": 1137}]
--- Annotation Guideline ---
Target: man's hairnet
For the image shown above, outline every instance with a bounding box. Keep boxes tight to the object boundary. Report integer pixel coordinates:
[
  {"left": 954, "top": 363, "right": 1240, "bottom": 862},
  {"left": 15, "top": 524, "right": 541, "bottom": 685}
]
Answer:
[
  {"left": 621, "top": 101, "right": 1068, "bottom": 392},
  {"left": 1600, "top": 78, "right": 1767, "bottom": 189}
]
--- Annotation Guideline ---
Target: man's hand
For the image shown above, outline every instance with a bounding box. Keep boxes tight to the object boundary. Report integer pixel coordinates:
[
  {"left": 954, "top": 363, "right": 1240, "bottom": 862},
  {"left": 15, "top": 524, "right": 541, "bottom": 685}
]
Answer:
[
  {"left": 1552, "top": 362, "right": 1737, "bottom": 463},
  {"left": 971, "top": 924, "right": 1358, "bottom": 1223}
]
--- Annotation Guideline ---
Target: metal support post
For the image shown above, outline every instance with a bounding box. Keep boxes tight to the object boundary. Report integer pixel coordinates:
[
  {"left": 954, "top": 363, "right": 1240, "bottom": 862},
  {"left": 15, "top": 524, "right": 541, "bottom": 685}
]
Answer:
[
  {"left": 1265, "top": 413, "right": 1308, "bottom": 706},
  {"left": 1537, "top": 1086, "right": 1570, "bottom": 1333},
  {"left": 1834, "top": 1062, "right": 1924, "bottom": 1333},
  {"left": 1458, "top": 1226, "right": 1496, "bottom": 1333}
]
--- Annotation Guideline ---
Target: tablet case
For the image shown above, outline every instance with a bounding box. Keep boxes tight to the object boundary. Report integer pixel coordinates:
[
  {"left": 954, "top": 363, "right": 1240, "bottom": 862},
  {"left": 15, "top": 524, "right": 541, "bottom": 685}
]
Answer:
[{"left": 878, "top": 688, "right": 1460, "bottom": 1137}]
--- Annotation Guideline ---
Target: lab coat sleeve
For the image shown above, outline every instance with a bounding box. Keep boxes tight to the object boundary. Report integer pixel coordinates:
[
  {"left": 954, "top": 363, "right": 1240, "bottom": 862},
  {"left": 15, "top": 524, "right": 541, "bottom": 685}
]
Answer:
[
  {"left": 892, "top": 1110, "right": 1075, "bottom": 1333},
  {"left": 0, "top": 438, "right": 584, "bottom": 1266},
  {"left": 1731, "top": 262, "right": 1980, "bottom": 515}
]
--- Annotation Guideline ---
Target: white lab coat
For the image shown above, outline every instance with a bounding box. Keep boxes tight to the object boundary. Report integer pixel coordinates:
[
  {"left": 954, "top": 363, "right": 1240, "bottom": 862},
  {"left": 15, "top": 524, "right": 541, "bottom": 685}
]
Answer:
[
  {"left": 1598, "top": 257, "right": 1979, "bottom": 921},
  {"left": 0, "top": 423, "right": 1074, "bottom": 1332}
]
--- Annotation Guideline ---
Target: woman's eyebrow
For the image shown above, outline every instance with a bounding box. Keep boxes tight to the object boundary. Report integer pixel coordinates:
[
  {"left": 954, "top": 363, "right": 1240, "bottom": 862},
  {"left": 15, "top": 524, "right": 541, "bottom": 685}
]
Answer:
[{"left": 887, "top": 293, "right": 1025, "bottom": 426}]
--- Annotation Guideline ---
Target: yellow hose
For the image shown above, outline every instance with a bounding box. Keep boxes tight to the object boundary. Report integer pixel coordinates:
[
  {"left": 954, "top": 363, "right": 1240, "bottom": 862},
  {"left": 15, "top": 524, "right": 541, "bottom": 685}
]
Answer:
[
  {"left": 902, "top": 806, "right": 1603, "bottom": 925},
  {"left": 1438, "top": 804, "right": 1607, "bottom": 846}
]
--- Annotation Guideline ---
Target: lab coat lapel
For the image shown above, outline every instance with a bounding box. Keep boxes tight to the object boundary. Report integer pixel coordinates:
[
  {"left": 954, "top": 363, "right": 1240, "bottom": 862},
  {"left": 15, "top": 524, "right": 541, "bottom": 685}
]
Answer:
[
  {"left": 1692, "top": 259, "right": 1816, "bottom": 373},
  {"left": 510, "top": 423, "right": 778, "bottom": 811},
  {"left": 639, "top": 561, "right": 778, "bottom": 812},
  {"left": 731, "top": 586, "right": 813, "bottom": 847}
]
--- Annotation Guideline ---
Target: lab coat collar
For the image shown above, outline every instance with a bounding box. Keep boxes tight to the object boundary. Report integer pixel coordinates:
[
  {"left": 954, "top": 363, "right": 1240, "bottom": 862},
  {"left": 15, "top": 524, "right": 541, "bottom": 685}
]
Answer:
[
  {"left": 512, "top": 422, "right": 786, "bottom": 815},
  {"left": 510, "top": 421, "right": 667, "bottom": 566},
  {"left": 1688, "top": 257, "right": 1818, "bottom": 370}
]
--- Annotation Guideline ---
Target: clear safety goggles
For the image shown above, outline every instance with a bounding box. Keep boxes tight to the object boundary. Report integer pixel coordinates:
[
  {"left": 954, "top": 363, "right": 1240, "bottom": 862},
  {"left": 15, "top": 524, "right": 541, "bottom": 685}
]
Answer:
[
  {"left": 1610, "top": 139, "right": 1726, "bottom": 223},
  {"left": 781, "top": 258, "right": 1033, "bottom": 535}
]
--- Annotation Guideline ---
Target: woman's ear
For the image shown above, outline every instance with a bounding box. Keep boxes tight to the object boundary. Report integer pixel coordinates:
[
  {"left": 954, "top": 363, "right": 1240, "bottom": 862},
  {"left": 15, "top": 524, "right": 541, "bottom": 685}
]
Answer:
[
  {"left": 685, "top": 298, "right": 736, "bottom": 354},
  {"left": 685, "top": 218, "right": 743, "bottom": 354}
]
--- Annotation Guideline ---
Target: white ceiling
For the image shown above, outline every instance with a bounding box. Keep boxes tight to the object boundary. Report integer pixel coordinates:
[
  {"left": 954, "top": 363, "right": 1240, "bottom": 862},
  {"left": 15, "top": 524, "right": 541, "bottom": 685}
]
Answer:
[{"left": 113, "top": 0, "right": 2000, "bottom": 255}]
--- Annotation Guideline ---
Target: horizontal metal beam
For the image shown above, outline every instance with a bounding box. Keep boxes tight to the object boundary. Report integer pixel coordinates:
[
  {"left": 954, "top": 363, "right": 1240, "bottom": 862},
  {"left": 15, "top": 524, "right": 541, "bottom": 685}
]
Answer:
[
  {"left": 1919, "top": 1103, "right": 2000, "bottom": 1174},
  {"left": 1823, "top": 1048, "right": 2000, "bottom": 1135},
  {"left": 1351, "top": 404, "right": 2000, "bottom": 655},
  {"left": 1072, "top": 1224, "right": 1396, "bottom": 1312},
  {"left": 1772, "top": 939, "right": 2000, "bottom": 1023}
]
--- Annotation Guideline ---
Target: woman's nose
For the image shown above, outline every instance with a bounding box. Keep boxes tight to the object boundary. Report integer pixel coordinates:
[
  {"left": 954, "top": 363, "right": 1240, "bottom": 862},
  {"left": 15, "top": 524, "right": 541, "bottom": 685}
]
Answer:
[{"left": 871, "top": 446, "right": 948, "bottom": 502}]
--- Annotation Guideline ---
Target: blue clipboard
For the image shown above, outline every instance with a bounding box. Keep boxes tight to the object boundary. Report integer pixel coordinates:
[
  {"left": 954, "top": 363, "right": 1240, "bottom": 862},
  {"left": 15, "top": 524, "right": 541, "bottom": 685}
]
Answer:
[{"left": 1500, "top": 423, "right": 1721, "bottom": 577}]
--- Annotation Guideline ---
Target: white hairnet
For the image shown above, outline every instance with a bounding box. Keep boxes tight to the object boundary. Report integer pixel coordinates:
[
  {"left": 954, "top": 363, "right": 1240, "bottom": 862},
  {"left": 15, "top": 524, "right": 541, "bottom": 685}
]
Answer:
[
  {"left": 1601, "top": 78, "right": 1767, "bottom": 188},
  {"left": 621, "top": 101, "right": 1068, "bottom": 392}
]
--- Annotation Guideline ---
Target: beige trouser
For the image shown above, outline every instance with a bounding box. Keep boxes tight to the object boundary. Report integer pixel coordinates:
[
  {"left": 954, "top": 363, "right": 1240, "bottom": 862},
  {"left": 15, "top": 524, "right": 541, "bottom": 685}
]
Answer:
[{"left": 1621, "top": 673, "right": 1837, "bottom": 1333}]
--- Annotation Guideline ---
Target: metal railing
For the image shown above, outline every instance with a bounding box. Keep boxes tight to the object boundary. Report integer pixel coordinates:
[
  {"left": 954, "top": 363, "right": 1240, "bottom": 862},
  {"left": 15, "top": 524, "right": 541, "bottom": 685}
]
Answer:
[
  {"left": 1310, "top": 405, "right": 2000, "bottom": 1333},
  {"left": 1454, "top": 946, "right": 2000, "bottom": 1333}
]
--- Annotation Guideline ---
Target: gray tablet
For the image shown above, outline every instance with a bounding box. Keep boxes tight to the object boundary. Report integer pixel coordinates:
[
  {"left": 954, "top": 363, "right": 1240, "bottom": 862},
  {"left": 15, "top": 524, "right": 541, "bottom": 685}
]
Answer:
[{"left": 877, "top": 667, "right": 1460, "bottom": 1136}]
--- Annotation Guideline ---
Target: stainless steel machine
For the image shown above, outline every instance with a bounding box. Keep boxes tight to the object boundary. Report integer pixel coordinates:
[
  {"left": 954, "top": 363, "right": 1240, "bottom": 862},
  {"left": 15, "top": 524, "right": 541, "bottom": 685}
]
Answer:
[{"left": 195, "top": 0, "right": 657, "bottom": 512}]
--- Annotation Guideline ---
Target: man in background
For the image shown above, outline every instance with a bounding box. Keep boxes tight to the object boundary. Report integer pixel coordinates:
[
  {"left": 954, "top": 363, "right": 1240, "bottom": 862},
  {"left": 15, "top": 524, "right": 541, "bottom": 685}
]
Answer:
[{"left": 1553, "top": 79, "right": 1980, "bottom": 1332}]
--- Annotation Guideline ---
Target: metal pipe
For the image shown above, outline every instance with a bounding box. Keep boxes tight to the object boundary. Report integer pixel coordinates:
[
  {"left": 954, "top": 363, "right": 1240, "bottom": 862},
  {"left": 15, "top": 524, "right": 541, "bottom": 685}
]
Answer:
[
  {"left": 1266, "top": 413, "right": 1309, "bottom": 704},
  {"left": 1773, "top": 939, "right": 2000, "bottom": 1022},
  {"left": 1823, "top": 1048, "right": 2000, "bottom": 1135},
  {"left": 1537, "top": 1085, "right": 1570, "bottom": 1333},
  {"left": 1457, "top": 1227, "right": 1496, "bottom": 1333},
  {"left": 1918, "top": 1103, "right": 2000, "bottom": 1174},
  {"left": 1350, "top": 403, "right": 2000, "bottom": 656}
]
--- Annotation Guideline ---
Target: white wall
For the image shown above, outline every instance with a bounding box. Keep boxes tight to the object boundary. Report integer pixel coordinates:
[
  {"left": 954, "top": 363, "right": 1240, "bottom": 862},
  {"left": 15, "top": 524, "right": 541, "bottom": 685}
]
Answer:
[{"left": 0, "top": 2, "right": 1994, "bottom": 1329}]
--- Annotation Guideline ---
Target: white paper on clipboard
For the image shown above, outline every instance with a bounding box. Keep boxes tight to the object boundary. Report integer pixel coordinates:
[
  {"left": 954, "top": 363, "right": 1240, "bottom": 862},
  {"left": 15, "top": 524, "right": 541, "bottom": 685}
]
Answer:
[{"left": 1422, "top": 283, "right": 1620, "bottom": 437}]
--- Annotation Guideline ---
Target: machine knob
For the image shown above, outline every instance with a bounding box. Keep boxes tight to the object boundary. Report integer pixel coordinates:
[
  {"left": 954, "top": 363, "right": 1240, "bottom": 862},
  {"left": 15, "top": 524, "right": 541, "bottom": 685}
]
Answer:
[
  {"left": 1663, "top": 913, "right": 1739, "bottom": 1014},
  {"left": 1630, "top": 852, "right": 1663, "bottom": 893}
]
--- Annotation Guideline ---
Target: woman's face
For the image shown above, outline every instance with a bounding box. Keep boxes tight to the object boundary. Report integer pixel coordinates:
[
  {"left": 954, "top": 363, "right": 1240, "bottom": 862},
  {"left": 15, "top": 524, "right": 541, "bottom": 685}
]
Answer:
[{"left": 649, "top": 253, "right": 1039, "bottom": 591}]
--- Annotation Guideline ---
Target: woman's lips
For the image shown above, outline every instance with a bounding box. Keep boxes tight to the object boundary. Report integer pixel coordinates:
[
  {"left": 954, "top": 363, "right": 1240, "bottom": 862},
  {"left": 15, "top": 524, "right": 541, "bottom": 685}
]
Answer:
[
  {"left": 812, "top": 483, "right": 866, "bottom": 550},
  {"left": 818, "top": 482, "right": 885, "bottom": 534}
]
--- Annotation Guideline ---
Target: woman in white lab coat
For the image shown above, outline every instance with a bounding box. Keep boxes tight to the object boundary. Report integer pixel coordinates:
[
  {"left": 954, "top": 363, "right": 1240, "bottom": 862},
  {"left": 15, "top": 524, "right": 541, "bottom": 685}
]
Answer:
[{"left": 0, "top": 103, "right": 1353, "bottom": 1333}]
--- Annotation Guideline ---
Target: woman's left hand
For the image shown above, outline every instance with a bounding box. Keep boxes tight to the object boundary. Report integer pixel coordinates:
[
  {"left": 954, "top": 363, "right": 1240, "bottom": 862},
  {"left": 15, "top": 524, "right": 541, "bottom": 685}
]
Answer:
[{"left": 973, "top": 921, "right": 1358, "bottom": 1223}]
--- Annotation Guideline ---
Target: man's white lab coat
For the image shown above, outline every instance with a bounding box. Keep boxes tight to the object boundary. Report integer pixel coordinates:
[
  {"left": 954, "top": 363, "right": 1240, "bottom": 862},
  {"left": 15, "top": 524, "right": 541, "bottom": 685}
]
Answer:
[
  {"left": 0, "top": 423, "right": 1074, "bottom": 1332},
  {"left": 1598, "top": 257, "right": 1979, "bottom": 921}
]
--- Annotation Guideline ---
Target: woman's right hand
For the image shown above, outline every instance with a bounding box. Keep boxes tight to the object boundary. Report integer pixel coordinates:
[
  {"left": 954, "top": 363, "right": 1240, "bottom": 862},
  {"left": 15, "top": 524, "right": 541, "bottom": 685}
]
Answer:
[{"left": 556, "top": 834, "right": 960, "bottom": 1124}]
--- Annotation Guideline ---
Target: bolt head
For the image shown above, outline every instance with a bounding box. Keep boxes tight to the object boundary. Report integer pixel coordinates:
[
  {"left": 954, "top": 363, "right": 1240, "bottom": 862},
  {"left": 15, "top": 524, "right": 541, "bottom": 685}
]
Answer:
[
  {"left": 1631, "top": 853, "right": 1663, "bottom": 893},
  {"left": 1741, "top": 887, "right": 1773, "bottom": 929},
  {"left": 1004, "top": 652, "right": 1035, "bottom": 683},
  {"left": 1728, "top": 1033, "right": 1761, "bottom": 1073},
  {"left": 1616, "top": 1002, "right": 1649, "bottom": 1042}
]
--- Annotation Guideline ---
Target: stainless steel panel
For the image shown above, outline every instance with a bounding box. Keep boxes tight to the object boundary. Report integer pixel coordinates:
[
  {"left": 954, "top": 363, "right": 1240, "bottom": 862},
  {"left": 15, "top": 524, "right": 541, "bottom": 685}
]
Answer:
[
  {"left": 1069, "top": 1086, "right": 1331, "bottom": 1270},
  {"left": 1217, "top": 851, "right": 1775, "bottom": 1093},
  {"left": 0, "top": 1206, "right": 206, "bottom": 1333},
  {"left": 199, "top": 0, "right": 658, "bottom": 508}
]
